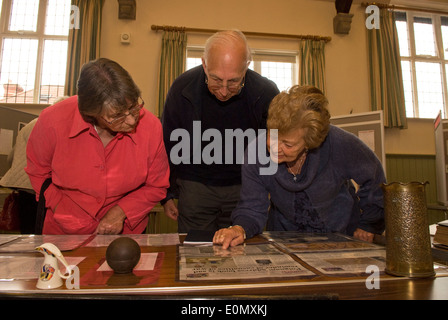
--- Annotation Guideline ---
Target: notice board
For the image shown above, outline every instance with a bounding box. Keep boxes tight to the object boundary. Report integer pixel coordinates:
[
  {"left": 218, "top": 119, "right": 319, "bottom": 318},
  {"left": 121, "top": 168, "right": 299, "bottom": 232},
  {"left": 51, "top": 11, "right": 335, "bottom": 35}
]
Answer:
[
  {"left": 0, "top": 106, "right": 38, "bottom": 177},
  {"left": 330, "top": 111, "right": 385, "bottom": 171}
]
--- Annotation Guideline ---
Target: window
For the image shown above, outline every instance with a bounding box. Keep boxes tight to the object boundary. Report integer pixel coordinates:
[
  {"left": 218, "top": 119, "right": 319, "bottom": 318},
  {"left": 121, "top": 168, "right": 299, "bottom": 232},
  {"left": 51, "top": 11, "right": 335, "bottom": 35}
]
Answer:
[
  {"left": 0, "top": 0, "right": 72, "bottom": 104},
  {"left": 395, "top": 11, "right": 448, "bottom": 119},
  {"left": 186, "top": 47, "right": 297, "bottom": 92}
]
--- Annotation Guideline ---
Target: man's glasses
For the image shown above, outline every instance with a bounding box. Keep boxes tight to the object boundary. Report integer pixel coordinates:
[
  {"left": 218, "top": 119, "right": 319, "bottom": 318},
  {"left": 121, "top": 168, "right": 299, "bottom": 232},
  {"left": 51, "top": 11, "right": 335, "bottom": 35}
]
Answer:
[
  {"left": 102, "top": 99, "right": 144, "bottom": 126},
  {"left": 205, "top": 75, "right": 245, "bottom": 93}
]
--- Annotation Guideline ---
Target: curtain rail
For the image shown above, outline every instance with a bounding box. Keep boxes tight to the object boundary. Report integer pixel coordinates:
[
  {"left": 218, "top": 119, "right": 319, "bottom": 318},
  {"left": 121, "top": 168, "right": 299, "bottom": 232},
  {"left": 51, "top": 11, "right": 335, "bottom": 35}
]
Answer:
[
  {"left": 362, "top": 2, "right": 448, "bottom": 15},
  {"left": 150, "top": 25, "right": 331, "bottom": 42}
]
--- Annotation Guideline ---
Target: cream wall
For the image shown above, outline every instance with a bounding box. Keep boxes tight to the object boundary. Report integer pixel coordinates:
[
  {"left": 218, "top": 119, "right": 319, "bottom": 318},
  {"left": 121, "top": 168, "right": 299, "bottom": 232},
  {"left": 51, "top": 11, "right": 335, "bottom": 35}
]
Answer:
[{"left": 100, "top": 0, "right": 435, "bottom": 155}]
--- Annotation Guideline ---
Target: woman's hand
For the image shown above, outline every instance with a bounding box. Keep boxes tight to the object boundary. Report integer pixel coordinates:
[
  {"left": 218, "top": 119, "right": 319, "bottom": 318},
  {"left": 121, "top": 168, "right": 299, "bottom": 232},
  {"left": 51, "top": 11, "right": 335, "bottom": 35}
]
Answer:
[
  {"left": 353, "top": 228, "right": 374, "bottom": 243},
  {"left": 163, "top": 199, "right": 179, "bottom": 221},
  {"left": 96, "top": 205, "right": 126, "bottom": 234},
  {"left": 213, "top": 225, "right": 246, "bottom": 249}
]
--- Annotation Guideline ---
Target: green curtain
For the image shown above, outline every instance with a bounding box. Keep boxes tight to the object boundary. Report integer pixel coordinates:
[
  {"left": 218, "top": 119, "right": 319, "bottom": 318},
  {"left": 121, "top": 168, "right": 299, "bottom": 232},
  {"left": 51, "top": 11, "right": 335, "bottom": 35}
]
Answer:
[
  {"left": 158, "top": 31, "right": 187, "bottom": 117},
  {"left": 64, "top": 0, "right": 104, "bottom": 97},
  {"left": 298, "top": 39, "right": 326, "bottom": 93},
  {"left": 367, "top": 8, "right": 407, "bottom": 129}
]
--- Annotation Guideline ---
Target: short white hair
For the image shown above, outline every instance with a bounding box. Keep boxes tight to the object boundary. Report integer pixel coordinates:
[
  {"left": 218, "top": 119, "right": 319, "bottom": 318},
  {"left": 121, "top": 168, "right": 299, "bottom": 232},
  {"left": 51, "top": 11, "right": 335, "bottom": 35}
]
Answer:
[{"left": 203, "top": 30, "right": 252, "bottom": 68}]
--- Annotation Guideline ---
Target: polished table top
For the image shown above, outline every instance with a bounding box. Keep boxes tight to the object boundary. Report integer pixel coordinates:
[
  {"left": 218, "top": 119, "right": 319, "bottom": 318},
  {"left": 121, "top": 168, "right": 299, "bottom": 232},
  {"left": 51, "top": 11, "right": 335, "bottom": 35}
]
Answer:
[{"left": 0, "top": 232, "right": 447, "bottom": 301}]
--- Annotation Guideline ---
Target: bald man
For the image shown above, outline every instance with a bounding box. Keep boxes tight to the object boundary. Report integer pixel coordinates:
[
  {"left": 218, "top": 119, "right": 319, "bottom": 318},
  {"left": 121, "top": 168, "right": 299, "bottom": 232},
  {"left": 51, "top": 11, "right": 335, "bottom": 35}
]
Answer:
[{"left": 161, "top": 30, "right": 279, "bottom": 233}]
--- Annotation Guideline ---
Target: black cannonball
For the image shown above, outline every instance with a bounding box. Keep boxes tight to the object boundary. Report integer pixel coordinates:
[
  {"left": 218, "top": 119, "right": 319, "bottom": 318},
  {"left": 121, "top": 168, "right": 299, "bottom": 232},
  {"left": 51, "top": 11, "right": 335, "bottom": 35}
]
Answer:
[{"left": 106, "top": 237, "right": 141, "bottom": 274}]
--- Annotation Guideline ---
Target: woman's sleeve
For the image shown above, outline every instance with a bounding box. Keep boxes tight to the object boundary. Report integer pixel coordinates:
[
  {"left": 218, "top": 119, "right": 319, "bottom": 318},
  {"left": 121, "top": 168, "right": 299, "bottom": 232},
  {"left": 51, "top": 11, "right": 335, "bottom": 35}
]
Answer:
[
  {"left": 231, "top": 158, "right": 271, "bottom": 239},
  {"left": 25, "top": 115, "right": 63, "bottom": 210},
  {"left": 336, "top": 131, "right": 386, "bottom": 234}
]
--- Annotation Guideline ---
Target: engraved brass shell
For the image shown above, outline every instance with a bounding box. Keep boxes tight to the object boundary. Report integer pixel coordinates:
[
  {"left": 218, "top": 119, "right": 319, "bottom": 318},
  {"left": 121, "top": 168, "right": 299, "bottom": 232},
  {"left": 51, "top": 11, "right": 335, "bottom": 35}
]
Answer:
[{"left": 382, "top": 182, "right": 435, "bottom": 278}]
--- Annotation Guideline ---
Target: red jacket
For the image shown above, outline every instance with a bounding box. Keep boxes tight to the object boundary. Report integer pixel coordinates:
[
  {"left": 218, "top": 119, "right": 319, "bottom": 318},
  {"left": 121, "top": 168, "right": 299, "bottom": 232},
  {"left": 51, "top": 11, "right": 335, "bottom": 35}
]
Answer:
[{"left": 26, "top": 96, "right": 169, "bottom": 234}]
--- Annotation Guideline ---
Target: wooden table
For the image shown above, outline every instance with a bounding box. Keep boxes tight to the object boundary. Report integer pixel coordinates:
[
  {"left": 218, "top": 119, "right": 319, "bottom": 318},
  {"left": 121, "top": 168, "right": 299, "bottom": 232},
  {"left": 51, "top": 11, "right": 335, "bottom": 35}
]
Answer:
[{"left": 0, "top": 233, "right": 447, "bottom": 302}]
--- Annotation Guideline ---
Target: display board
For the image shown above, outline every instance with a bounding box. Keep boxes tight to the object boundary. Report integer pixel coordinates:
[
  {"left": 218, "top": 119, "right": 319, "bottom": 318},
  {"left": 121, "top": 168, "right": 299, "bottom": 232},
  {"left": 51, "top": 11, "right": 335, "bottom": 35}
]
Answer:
[
  {"left": 330, "top": 111, "right": 385, "bottom": 171},
  {"left": 434, "top": 112, "right": 448, "bottom": 205},
  {"left": 0, "top": 106, "right": 38, "bottom": 177}
]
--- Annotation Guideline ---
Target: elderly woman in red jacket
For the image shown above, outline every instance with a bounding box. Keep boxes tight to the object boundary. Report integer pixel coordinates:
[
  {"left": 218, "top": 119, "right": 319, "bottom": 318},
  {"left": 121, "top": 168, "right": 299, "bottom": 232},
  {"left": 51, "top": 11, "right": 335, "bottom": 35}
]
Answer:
[{"left": 26, "top": 58, "right": 170, "bottom": 235}]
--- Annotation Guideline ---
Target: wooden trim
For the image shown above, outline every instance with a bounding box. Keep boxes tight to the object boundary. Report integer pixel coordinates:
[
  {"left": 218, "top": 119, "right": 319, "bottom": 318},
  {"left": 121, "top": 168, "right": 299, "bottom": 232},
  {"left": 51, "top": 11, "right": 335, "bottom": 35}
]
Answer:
[
  {"left": 150, "top": 25, "right": 331, "bottom": 42},
  {"left": 362, "top": 2, "right": 448, "bottom": 15}
]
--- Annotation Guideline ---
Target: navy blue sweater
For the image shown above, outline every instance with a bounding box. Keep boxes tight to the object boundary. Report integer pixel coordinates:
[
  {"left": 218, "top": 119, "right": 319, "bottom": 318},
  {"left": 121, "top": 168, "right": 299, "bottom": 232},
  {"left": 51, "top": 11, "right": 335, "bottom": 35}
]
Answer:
[
  {"left": 161, "top": 66, "right": 279, "bottom": 200},
  {"left": 232, "top": 125, "right": 386, "bottom": 239}
]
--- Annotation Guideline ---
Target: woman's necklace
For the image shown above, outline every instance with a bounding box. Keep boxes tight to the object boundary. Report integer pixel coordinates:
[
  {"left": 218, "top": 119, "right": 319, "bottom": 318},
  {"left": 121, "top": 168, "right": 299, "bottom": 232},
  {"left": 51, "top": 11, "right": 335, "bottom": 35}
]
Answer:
[{"left": 286, "top": 150, "right": 308, "bottom": 182}]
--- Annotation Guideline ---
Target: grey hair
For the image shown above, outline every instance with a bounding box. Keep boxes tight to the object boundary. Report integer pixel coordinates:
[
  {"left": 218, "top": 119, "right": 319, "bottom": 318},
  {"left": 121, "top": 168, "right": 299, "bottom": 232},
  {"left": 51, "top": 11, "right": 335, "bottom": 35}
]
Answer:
[{"left": 203, "top": 30, "right": 252, "bottom": 67}]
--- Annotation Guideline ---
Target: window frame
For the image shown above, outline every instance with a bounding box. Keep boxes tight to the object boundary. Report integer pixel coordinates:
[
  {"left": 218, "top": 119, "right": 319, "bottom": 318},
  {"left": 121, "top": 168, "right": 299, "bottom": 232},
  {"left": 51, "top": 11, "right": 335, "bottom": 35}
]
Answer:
[
  {"left": 396, "top": 10, "right": 448, "bottom": 119},
  {"left": 0, "top": 0, "right": 69, "bottom": 104}
]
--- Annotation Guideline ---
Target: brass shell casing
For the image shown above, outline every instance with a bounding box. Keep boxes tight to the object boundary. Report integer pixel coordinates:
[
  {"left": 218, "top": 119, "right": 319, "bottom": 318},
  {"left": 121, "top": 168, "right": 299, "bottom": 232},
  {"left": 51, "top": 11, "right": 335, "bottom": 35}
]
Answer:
[{"left": 382, "top": 182, "right": 435, "bottom": 278}]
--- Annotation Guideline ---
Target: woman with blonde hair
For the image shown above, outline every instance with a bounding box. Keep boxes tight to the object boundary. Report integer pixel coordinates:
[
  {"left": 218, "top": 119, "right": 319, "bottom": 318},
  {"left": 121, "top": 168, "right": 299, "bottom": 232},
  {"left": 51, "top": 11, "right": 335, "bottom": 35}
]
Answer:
[{"left": 214, "top": 85, "right": 385, "bottom": 248}]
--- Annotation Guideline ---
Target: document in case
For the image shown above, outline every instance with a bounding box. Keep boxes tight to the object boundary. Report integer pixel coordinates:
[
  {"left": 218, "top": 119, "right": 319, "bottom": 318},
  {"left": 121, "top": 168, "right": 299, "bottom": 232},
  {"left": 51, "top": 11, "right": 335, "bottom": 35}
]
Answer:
[
  {"left": 294, "top": 249, "right": 386, "bottom": 276},
  {"left": 178, "top": 243, "right": 316, "bottom": 281},
  {"left": 85, "top": 234, "right": 180, "bottom": 247},
  {"left": 0, "top": 234, "right": 93, "bottom": 252}
]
